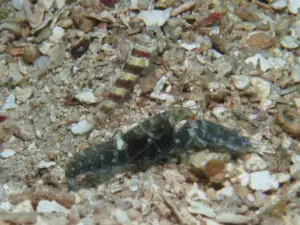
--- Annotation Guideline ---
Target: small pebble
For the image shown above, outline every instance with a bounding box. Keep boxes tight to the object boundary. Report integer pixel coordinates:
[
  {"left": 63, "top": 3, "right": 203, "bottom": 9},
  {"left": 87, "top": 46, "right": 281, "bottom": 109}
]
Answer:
[{"left": 23, "top": 44, "right": 40, "bottom": 64}]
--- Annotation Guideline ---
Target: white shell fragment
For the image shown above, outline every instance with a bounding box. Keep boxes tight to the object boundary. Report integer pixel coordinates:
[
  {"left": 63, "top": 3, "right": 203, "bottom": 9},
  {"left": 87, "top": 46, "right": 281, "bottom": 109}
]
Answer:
[
  {"left": 249, "top": 170, "right": 279, "bottom": 191},
  {"left": 36, "top": 200, "right": 69, "bottom": 215},
  {"left": 37, "top": 161, "right": 56, "bottom": 169},
  {"left": 115, "top": 208, "right": 130, "bottom": 223},
  {"left": 216, "top": 212, "right": 251, "bottom": 224},
  {"left": 182, "top": 100, "right": 197, "bottom": 110},
  {"left": 288, "top": 0, "right": 300, "bottom": 14},
  {"left": 245, "top": 54, "right": 286, "bottom": 72},
  {"left": 216, "top": 187, "right": 236, "bottom": 200},
  {"left": 75, "top": 90, "right": 98, "bottom": 104},
  {"left": 12, "top": 0, "right": 25, "bottom": 10},
  {"left": 12, "top": 200, "right": 34, "bottom": 213},
  {"left": 271, "top": 0, "right": 288, "bottom": 10},
  {"left": 71, "top": 119, "right": 94, "bottom": 134},
  {"left": 245, "top": 153, "right": 268, "bottom": 172},
  {"left": 0, "top": 92, "right": 18, "bottom": 111},
  {"left": 178, "top": 40, "right": 200, "bottom": 51},
  {"left": 14, "top": 87, "right": 33, "bottom": 103},
  {"left": 186, "top": 183, "right": 208, "bottom": 201},
  {"left": 291, "top": 64, "right": 300, "bottom": 82},
  {"left": 55, "top": 0, "right": 66, "bottom": 9},
  {"left": 272, "top": 173, "right": 291, "bottom": 183},
  {"left": 187, "top": 201, "right": 216, "bottom": 218},
  {"left": 232, "top": 75, "right": 250, "bottom": 90},
  {"left": 137, "top": 8, "right": 171, "bottom": 27},
  {"left": 250, "top": 77, "right": 272, "bottom": 110},
  {"left": 0, "top": 149, "right": 16, "bottom": 158},
  {"left": 49, "top": 26, "right": 65, "bottom": 43},
  {"left": 150, "top": 75, "right": 175, "bottom": 102},
  {"left": 280, "top": 35, "right": 299, "bottom": 49}
]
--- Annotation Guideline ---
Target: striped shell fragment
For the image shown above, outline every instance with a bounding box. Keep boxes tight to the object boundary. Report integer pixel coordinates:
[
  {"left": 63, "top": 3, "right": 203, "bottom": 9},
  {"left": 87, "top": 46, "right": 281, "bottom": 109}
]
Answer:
[{"left": 96, "top": 34, "right": 158, "bottom": 122}]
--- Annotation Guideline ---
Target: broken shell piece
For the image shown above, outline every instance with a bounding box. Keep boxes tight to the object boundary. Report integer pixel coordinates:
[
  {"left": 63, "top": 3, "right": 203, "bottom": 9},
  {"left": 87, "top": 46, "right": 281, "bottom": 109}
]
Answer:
[
  {"left": 126, "top": 55, "right": 150, "bottom": 68},
  {"left": 12, "top": 0, "right": 25, "bottom": 10},
  {"left": 280, "top": 35, "right": 299, "bottom": 49},
  {"left": 294, "top": 98, "right": 300, "bottom": 110},
  {"left": 55, "top": 0, "right": 66, "bottom": 9},
  {"left": 106, "top": 86, "right": 128, "bottom": 100},
  {"left": 272, "top": 173, "right": 290, "bottom": 183},
  {"left": 291, "top": 64, "right": 300, "bottom": 83},
  {"left": 245, "top": 54, "right": 286, "bottom": 72},
  {"left": 277, "top": 107, "right": 300, "bottom": 137},
  {"left": 1, "top": 92, "right": 17, "bottom": 111},
  {"left": 187, "top": 201, "right": 216, "bottom": 218},
  {"left": 49, "top": 26, "right": 65, "bottom": 43},
  {"left": 246, "top": 32, "right": 273, "bottom": 49},
  {"left": 216, "top": 212, "right": 251, "bottom": 224},
  {"left": 115, "top": 208, "right": 130, "bottom": 223},
  {"left": 137, "top": 8, "right": 171, "bottom": 27},
  {"left": 232, "top": 75, "right": 250, "bottom": 90},
  {"left": 288, "top": 0, "right": 300, "bottom": 14},
  {"left": 24, "top": 0, "right": 45, "bottom": 28},
  {"left": 116, "top": 71, "right": 138, "bottom": 87},
  {"left": 100, "top": 99, "right": 117, "bottom": 114},
  {"left": 250, "top": 77, "right": 272, "bottom": 109},
  {"left": 37, "top": 161, "right": 56, "bottom": 169},
  {"left": 15, "top": 87, "right": 33, "bottom": 103},
  {"left": 163, "top": 169, "right": 186, "bottom": 184},
  {"left": 178, "top": 40, "right": 200, "bottom": 51},
  {"left": 271, "top": 0, "right": 288, "bottom": 10},
  {"left": 249, "top": 170, "right": 279, "bottom": 191},
  {"left": 171, "top": 1, "right": 196, "bottom": 17},
  {"left": 0, "top": 149, "right": 16, "bottom": 158},
  {"left": 36, "top": 200, "right": 69, "bottom": 215},
  {"left": 71, "top": 119, "right": 95, "bottom": 135},
  {"left": 75, "top": 90, "right": 98, "bottom": 104},
  {"left": 245, "top": 153, "right": 268, "bottom": 172}
]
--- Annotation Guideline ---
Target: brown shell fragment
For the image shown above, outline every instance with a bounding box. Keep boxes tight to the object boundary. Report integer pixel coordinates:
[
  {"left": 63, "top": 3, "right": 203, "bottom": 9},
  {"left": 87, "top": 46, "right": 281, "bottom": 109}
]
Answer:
[{"left": 277, "top": 108, "right": 300, "bottom": 137}]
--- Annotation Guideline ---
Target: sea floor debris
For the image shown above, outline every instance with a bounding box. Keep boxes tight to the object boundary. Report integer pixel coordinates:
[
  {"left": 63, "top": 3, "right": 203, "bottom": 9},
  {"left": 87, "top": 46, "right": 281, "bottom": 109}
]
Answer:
[{"left": 0, "top": 0, "right": 300, "bottom": 224}]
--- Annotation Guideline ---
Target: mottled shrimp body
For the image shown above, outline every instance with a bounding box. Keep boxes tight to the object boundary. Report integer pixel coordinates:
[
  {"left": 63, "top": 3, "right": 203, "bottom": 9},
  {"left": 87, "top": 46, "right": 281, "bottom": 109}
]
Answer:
[
  {"left": 66, "top": 109, "right": 194, "bottom": 188},
  {"left": 174, "top": 120, "right": 254, "bottom": 155},
  {"left": 66, "top": 109, "right": 254, "bottom": 189}
]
